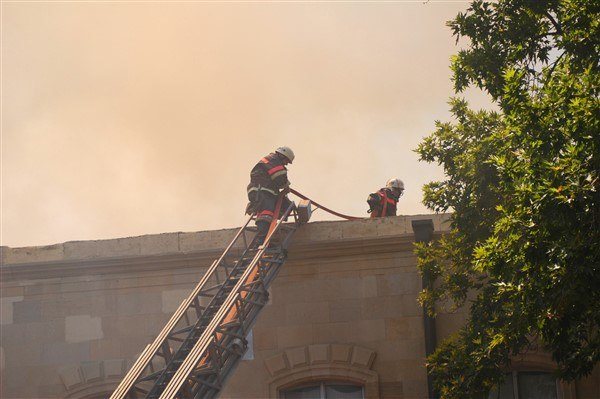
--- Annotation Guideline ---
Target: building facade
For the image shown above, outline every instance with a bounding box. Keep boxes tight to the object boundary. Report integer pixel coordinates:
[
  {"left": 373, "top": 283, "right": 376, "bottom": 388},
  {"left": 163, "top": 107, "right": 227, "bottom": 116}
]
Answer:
[{"left": 1, "top": 215, "right": 598, "bottom": 398}]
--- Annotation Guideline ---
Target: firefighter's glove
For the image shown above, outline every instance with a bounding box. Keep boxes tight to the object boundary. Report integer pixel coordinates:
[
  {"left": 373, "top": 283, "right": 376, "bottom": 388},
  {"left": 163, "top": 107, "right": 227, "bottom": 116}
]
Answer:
[
  {"left": 245, "top": 202, "right": 256, "bottom": 215},
  {"left": 367, "top": 193, "right": 380, "bottom": 213}
]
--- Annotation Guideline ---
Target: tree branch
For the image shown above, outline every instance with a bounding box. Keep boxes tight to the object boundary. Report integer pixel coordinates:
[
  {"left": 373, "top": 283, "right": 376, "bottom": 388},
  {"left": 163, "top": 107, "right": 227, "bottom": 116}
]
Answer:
[
  {"left": 548, "top": 51, "right": 566, "bottom": 78},
  {"left": 544, "top": 11, "right": 563, "bottom": 35},
  {"left": 532, "top": 31, "right": 559, "bottom": 41}
]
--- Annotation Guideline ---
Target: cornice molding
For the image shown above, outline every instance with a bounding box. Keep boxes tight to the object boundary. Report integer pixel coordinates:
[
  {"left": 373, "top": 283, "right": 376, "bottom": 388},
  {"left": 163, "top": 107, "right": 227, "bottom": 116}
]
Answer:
[{"left": 1, "top": 234, "right": 418, "bottom": 282}]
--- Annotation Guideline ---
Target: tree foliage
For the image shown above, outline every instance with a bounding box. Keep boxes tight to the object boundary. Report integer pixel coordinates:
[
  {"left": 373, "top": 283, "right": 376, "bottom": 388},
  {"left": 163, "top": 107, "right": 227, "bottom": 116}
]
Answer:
[{"left": 415, "top": 0, "right": 599, "bottom": 397}]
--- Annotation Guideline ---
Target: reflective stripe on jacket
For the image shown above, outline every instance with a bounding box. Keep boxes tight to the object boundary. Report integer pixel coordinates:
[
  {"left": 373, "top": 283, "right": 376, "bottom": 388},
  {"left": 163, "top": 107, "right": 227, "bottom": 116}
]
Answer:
[
  {"left": 247, "top": 152, "right": 289, "bottom": 194},
  {"left": 368, "top": 188, "right": 398, "bottom": 217},
  {"left": 256, "top": 209, "right": 275, "bottom": 223}
]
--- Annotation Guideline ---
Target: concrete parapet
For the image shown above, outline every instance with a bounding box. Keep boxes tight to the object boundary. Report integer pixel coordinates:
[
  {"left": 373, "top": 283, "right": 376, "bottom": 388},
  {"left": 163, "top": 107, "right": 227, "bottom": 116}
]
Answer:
[{"left": 2, "top": 214, "right": 451, "bottom": 267}]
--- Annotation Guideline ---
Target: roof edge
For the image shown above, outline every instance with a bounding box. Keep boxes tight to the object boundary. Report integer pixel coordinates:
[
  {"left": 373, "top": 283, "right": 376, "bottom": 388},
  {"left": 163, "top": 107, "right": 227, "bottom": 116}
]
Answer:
[{"left": 1, "top": 214, "right": 451, "bottom": 268}]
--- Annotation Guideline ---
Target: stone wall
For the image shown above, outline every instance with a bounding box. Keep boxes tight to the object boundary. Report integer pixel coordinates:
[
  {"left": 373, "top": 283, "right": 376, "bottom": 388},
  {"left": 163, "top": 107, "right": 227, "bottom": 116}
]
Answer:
[{"left": 1, "top": 214, "right": 598, "bottom": 398}]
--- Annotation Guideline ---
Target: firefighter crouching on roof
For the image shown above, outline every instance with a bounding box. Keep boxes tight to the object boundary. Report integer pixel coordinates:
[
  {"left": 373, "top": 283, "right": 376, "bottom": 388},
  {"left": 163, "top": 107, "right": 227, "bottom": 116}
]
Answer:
[
  {"left": 367, "top": 178, "right": 405, "bottom": 217},
  {"left": 246, "top": 146, "right": 295, "bottom": 244}
]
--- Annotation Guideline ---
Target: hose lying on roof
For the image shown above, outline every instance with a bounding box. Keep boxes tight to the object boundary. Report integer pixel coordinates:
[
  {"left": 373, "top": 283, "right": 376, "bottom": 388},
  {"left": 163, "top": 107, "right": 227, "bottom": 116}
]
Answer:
[{"left": 289, "top": 188, "right": 364, "bottom": 221}]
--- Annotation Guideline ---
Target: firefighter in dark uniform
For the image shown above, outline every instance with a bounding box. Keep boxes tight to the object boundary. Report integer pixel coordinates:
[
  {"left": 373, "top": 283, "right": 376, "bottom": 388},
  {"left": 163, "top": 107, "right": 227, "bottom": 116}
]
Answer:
[
  {"left": 246, "top": 146, "right": 295, "bottom": 244},
  {"left": 367, "top": 178, "right": 404, "bottom": 217}
]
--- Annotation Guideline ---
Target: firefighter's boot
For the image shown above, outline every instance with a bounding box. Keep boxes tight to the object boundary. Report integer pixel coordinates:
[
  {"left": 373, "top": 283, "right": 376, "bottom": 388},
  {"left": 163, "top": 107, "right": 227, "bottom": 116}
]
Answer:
[{"left": 255, "top": 221, "right": 269, "bottom": 247}]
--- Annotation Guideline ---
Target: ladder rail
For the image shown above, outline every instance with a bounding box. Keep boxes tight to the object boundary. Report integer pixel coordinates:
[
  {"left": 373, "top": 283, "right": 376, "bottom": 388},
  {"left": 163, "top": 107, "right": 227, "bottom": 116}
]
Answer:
[
  {"left": 110, "top": 215, "right": 255, "bottom": 399},
  {"left": 188, "top": 204, "right": 297, "bottom": 398},
  {"left": 158, "top": 203, "right": 295, "bottom": 399},
  {"left": 164, "top": 224, "right": 291, "bottom": 399},
  {"left": 143, "top": 230, "right": 263, "bottom": 397},
  {"left": 192, "top": 249, "right": 289, "bottom": 399}
]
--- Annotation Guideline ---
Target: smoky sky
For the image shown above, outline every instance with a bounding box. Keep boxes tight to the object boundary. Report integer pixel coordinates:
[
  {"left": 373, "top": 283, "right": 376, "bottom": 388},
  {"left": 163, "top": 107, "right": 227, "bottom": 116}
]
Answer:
[{"left": 2, "top": 1, "right": 492, "bottom": 247}]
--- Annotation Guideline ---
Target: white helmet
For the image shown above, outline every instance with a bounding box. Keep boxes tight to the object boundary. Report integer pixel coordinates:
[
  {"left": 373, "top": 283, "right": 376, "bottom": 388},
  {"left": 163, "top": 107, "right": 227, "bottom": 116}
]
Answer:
[
  {"left": 275, "top": 146, "right": 295, "bottom": 163},
  {"left": 386, "top": 178, "right": 405, "bottom": 190}
]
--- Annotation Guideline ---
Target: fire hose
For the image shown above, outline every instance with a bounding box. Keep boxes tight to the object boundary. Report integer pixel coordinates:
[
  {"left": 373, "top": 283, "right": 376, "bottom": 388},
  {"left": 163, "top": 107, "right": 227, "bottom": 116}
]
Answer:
[
  {"left": 266, "top": 188, "right": 364, "bottom": 236},
  {"left": 289, "top": 188, "right": 363, "bottom": 221}
]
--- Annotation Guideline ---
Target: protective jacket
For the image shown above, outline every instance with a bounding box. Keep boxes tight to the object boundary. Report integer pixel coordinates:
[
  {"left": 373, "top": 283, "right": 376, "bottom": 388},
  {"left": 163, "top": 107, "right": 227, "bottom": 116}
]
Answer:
[
  {"left": 247, "top": 153, "right": 291, "bottom": 224},
  {"left": 247, "top": 153, "right": 289, "bottom": 196},
  {"left": 367, "top": 188, "right": 399, "bottom": 217}
]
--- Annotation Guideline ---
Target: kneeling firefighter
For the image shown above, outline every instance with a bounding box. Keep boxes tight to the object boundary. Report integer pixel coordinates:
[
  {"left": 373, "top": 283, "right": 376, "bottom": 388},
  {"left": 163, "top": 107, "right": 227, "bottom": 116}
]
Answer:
[
  {"left": 367, "top": 178, "right": 404, "bottom": 217},
  {"left": 246, "top": 146, "right": 295, "bottom": 244}
]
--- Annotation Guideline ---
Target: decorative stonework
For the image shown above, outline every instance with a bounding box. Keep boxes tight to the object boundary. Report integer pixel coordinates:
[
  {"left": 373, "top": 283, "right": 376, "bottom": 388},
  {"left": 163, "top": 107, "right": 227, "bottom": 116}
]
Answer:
[
  {"left": 308, "top": 344, "right": 329, "bottom": 364},
  {"left": 331, "top": 344, "right": 352, "bottom": 363},
  {"left": 285, "top": 346, "right": 309, "bottom": 368},
  {"left": 60, "top": 359, "right": 127, "bottom": 398},
  {"left": 265, "top": 344, "right": 379, "bottom": 399}
]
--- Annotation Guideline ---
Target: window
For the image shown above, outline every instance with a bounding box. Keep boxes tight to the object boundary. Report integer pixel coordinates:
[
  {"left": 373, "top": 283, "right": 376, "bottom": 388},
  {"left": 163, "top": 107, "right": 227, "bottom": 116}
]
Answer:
[
  {"left": 282, "top": 382, "right": 364, "bottom": 399},
  {"left": 488, "top": 371, "right": 558, "bottom": 399}
]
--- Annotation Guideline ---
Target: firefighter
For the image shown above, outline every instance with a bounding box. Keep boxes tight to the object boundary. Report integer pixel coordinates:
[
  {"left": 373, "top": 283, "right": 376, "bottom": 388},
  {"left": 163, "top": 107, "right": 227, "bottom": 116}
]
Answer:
[
  {"left": 367, "top": 178, "right": 404, "bottom": 217},
  {"left": 246, "top": 146, "right": 295, "bottom": 245}
]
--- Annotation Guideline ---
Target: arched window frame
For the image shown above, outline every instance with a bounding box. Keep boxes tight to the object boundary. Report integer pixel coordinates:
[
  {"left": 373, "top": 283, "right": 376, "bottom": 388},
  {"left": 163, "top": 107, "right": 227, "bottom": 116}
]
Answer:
[
  {"left": 59, "top": 359, "right": 127, "bottom": 399},
  {"left": 488, "top": 352, "right": 576, "bottom": 399},
  {"left": 263, "top": 344, "right": 379, "bottom": 399}
]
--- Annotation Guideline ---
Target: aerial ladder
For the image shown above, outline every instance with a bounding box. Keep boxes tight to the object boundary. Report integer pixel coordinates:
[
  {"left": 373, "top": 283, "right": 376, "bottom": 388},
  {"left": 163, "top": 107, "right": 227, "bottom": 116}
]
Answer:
[
  {"left": 110, "top": 189, "right": 359, "bottom": 399},
  {"left": 110, "top": 193, "right": 311, "bottom": 399}
]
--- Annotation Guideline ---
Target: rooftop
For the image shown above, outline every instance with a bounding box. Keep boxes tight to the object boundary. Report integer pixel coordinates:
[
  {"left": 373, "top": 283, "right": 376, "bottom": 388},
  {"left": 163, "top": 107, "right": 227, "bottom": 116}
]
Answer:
[{"left": 1, "top": 214, "right": 450, "bottom": 281}]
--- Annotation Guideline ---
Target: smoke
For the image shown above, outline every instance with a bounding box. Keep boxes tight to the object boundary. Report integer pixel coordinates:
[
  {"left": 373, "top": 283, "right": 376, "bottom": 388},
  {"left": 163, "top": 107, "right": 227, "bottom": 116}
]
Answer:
[{"left": 2, "top": 2, "right": 492, "bottom": 247}]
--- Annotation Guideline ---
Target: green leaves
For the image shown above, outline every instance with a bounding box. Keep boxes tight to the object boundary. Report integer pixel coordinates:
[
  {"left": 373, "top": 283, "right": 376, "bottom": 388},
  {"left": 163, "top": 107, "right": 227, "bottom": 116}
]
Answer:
[
  {"left": 416, "top": 0, "right": 600, "bottom": 397},
  {"left": 446, "top": 0, "right": 599, "bottom": 100}
]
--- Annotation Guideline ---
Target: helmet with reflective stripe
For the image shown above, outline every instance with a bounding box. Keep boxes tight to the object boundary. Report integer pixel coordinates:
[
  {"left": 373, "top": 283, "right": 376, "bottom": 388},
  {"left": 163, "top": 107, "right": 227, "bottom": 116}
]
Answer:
[
  {"left": 275, "top": 146, "right": 295, "bottom": 163},
  {"left": 386, "top": 178, "right": 405, "bottom": 190}
]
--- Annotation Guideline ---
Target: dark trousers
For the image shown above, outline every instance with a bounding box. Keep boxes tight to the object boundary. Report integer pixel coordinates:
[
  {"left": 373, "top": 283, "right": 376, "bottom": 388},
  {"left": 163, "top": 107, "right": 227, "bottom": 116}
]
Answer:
[{"left": 248, "top": 191, "right": 292, "bottom": 245}]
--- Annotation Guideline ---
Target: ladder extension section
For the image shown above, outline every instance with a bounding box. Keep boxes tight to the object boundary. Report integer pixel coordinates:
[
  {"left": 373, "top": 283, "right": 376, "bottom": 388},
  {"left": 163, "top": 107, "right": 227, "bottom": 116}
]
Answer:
[{"left": 111, "top": 201, "right": 298, "bottom": 399}]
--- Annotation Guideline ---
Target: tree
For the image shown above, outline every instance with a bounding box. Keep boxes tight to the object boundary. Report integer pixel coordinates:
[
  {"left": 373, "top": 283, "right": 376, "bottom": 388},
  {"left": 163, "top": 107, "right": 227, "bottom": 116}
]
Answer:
[{"left": 415, "top": 0, "right": 599, "bottom": 397}]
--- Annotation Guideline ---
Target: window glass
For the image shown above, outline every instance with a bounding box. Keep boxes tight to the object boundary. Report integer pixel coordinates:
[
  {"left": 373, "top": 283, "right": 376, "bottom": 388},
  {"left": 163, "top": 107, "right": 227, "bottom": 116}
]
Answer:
[
  {"left": 487, "top": 373, "right": 514, "bottom": 399},
  {"left": 282, "top": 382, "right": 363, "bottom": 399},
  {"left": 325, "top": 384, "right": 363, "bottom": 399},
  {"left": 283, "top": 385, "right": 321, "bottom": 399},
  {"left": 517, "top": 372, "right": 557, "bottom": 399}
]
